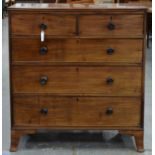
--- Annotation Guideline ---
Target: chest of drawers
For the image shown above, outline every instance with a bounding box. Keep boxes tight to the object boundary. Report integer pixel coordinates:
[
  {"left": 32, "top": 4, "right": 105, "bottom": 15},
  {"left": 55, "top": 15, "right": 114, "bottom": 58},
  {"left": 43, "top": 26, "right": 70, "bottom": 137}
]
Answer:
[{"left": 8, "top": 3, "right": 146, "bottom": 152}]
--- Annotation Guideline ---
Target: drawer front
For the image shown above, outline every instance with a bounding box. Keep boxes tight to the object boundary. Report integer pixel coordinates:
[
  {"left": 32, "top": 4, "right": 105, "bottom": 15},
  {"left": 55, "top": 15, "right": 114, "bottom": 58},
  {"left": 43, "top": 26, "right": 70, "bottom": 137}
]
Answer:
[
  {"left": 12, "top": 38, "right": 143, "bottom": 63},
  {"left": 12, "top": 66, "right": 141, "bottom": 96},
  {"left": 13, "top": 96, "right": 40, "bottom": 126},
  {"left": 11, "top": 14, "right": 75, "bottom": 36},
  {"left": 80, "top": 15, "right": 144, "bottom": 36},
  {"left": 13, "top": 96, "right": 141, "bottom": 127}
]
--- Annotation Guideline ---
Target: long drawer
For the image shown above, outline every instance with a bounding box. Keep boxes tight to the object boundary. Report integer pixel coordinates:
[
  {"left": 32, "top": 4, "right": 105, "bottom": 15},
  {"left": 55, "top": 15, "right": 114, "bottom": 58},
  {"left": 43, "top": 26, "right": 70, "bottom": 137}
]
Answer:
[
  {"left": 13, "top": 96, "right": 141, "bottom": 127},
  {"left": 12, "top": 38, "right": 143, "bottom": 64},
  {"left": 12, "top": 66, "right": 142, "bottom": 96},
  {"left": 10, "top": 14, "right": 144, "bottom": 36}
]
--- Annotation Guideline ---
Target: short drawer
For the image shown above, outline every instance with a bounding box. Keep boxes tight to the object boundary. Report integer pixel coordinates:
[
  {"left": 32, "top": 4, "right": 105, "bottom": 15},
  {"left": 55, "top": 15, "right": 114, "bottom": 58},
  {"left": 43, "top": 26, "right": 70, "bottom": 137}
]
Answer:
[
  {"left": 12, "top": 38, "right": 143, "bottom": 64},
  {"left": 13, "top": 96, "right": 141, "bottom": 127},
  {"left": 11, "top": 14, "right": 76, "bottom": 36},
  {"left": 80, "top": 15, "right": 144, "bottom": 37},
  {"left": 12, "top": 66, "right": 142, "bottom": 96}
]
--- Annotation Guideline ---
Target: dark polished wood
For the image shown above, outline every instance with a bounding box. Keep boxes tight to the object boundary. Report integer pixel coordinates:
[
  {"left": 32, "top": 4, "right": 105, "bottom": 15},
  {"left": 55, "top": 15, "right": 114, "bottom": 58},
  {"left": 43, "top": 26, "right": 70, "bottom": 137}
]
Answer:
[
  {"left": 10, "top": 129, "right": 36, "bottom": 152},
  {"left": 12, "top": 66, "right": 142, "bottom": 96},
  {"left": 13, "top": 96, "right": 141, "bottom": 127},
  {"left": 80, "top": 14, "right": 144, "bottom": 37},
  {"left": 11, "top": 38, "right": 143, "bottom": 64},
  {"left": 10, "top": 13, "right": 144, "bottom": 37},
  {"left": 11, "top": 14, "right": 76, "bottom": 36},
  {"left": 8, "top": 3, "right": 146, "bottom": 152},
  {"left": 120, "top": 130, "right": 144, "bottom": 152}
]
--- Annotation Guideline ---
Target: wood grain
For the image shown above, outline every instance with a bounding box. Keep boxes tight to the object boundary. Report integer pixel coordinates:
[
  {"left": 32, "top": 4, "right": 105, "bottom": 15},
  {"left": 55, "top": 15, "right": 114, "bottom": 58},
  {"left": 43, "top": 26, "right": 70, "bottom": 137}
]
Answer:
[
  {"left": 12, "top": 38, "right": 143, "bottom": 63},
  {"left": 8, "top": 5, "right": 146, "bottom": 152},
  {"left": 80, "top": 15, "right": 144, "bottom": 36},
  {"left": 11, "top": 14, "right": 76, "bottom": 36},
  {"left": 120, "top": 130, "right": 144, "bottom": 152},
  {"left": 12, "top": 96, "right": 40, "bottom": 126},
  {"left": 8, "top": 3, "right": 147, "bottom": 11},
  {"left": 10, "top": 13, "right": 144, "bottom": 37},
  {"left": 10, "top": 129, "right": 36, "bottom": 152},
  {"left": 12, "top": 66, "right": 142, "bottom": 96},
  {"left": 13, "top": 96, "right": 141, "bottom": 127}
]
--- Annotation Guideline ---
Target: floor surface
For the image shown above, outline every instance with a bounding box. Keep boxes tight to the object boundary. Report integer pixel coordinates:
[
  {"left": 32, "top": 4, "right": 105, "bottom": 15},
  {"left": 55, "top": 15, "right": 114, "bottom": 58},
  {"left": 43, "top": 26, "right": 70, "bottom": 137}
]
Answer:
[{"left": 2, "top": 17, "right": 152, "bottom": 155}]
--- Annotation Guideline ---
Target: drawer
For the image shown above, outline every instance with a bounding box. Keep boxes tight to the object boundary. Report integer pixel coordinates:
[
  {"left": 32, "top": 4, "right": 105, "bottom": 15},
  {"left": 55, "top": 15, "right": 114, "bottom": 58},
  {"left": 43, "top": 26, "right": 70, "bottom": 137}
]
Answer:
[
  {"left": 12, "top": 66, "right": 141, "bottom": 96},
  {"left": 80, "top": 15, "right": 144, "bottom": 37},
  {"left": 11, "top": 14, "right": 76, "bottom": 36},
  {"left": 13, "top": 96, "right": 40, "bottom": 126},
  {"left": 13, "top": 96, "right": 141, "bottom": 127},
  {"left": 12, "top": 38, "right": 143, "bottom": 64}
]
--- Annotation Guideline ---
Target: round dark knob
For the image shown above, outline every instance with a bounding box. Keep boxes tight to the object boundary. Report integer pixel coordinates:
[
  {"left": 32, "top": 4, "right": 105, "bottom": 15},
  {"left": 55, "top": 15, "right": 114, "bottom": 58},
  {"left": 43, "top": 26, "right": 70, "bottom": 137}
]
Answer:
[
  {"left": 106, "top": 107, "right": 113, "bottom": 115},
  {"left": 39, "top": 23, "right": 47, "bottom": 30},
  {"left": 40, "top": 76, "right": 48, "bottom": 85},
  {"left": 40, "top": 108, "right": 48, "bottom": 115},
  {"left": 106, "top": 77, "right": 114, "bottom": 85},
  {"left": 107, "top": 48, "right": 114, "bottom": 55},
  {"left": 40, "top": 47, "right": 48, "bottom": 55},
  {"left": 107, "top": 22, "right": 115, "bottom": 30}
]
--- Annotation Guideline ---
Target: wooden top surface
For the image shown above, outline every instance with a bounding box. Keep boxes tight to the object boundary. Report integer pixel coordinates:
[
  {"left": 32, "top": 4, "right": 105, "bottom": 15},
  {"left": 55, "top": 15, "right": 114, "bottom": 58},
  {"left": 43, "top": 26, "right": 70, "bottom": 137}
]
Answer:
[
  {"left": 8, "top": 3, "right": 148, "bottom": 11},
  {"left": 127, "top": 2, "right": 151, "bottom": 13}
]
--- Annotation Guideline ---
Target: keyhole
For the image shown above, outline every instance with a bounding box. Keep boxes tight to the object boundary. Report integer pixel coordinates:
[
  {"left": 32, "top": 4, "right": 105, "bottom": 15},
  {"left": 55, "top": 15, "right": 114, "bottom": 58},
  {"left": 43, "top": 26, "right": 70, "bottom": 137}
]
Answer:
[
  {"left": 76, "top": 67, "right": 79, "bottom": 72},
  {"left": 76, "top": 39, "right": 80, "bottom": 44},
  {"left": 110, "top": 16, "right": 113, "bottom": 21}
]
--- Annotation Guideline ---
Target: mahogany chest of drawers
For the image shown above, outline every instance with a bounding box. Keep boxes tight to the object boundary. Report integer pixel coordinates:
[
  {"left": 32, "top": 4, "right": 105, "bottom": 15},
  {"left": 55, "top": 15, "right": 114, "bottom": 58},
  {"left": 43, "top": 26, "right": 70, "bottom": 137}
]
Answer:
[{"left": 8, "top": 3, "right": 147, "bottom": 152}]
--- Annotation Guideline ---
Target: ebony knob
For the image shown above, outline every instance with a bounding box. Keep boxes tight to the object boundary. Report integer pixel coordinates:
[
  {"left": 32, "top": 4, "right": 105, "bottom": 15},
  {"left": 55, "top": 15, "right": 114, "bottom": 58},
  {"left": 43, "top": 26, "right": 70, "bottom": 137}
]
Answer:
[
  {"left": 40, "top": 108, "right": 48, "bottom": 115},
  {"left": 106, "top": 77, "right": 114, "bottom": 85},
  {"left": 107, "top": 48, "right": 114, "bottom": 55},
  {"left": 106, "top": 107, "right": 113, "bottom": 115},
  {"left": 39, "top": 23, "right": 47, "bottom": 30},
  {"left": 40, "top": 76, "right": 48, "bottom": 85},
  {"left": 107, "top": 22, "right": 115, "bottom": 30},
  {"left": 40, "top": 47, "right": 48, "bottom": 55}
]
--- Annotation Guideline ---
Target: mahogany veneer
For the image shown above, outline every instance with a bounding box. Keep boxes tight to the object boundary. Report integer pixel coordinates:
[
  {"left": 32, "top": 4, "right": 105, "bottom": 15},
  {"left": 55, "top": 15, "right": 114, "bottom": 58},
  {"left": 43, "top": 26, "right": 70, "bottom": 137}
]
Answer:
[{"left": 8, "top": 3, "right": 147, "bottom": 152}]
